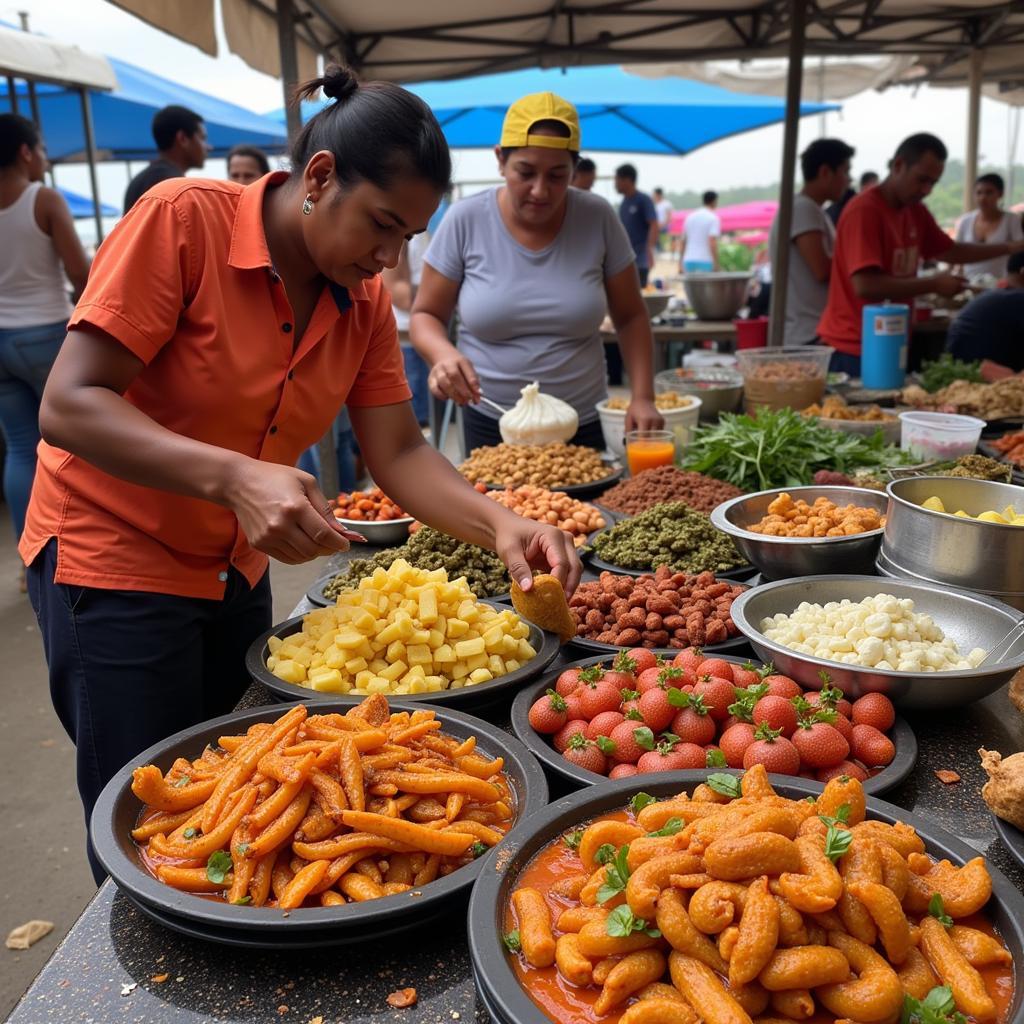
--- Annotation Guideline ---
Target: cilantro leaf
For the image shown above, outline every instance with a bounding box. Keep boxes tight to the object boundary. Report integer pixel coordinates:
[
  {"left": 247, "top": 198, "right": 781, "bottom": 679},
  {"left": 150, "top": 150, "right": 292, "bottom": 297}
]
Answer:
[
  {"left": 597, "top": 845, "right": 631, "bottom": 904},
  {"left": 470, "top": 842, "right": 488, "bottom": 858},
  {"left": 205, "top": 850, "right": 232, "bottom": 885},
  {"left": 824, "top": 825, "right": 853, "bottom": 863},
  {"left": 605, "top": 905, "right": 661, "bottom": 939},
  {"left": 563, "top": 830, "right": 584, "bottom": 850},
  {"left": 503, "top": 930, "right": 522, "bottom": 953},
  {"left": 928, "top": 893, "right": 954, "bottom": 929},
  {"left": 902, "top": 987, "right": 967, "bottom": 1024},
  {"left": 231, "top": 895, "right": 252, "bottom": 905},
  {"left": 706, "top": 748, "right": 727, "bottom": 769},
  {"left": 647, "top": 817, "right": 683, "bottom": 838},
  {"left": 629, "top": 792, "right": 656, "bottom": 816},
  {"left": 818, "top": 804, "right": 851, "bottom": 828},
  {"left": 706, "top": 773, "right": 742, "bottom": 798},
  {"left": 594, "top": 843, "right": 617, "bottom": 866}
]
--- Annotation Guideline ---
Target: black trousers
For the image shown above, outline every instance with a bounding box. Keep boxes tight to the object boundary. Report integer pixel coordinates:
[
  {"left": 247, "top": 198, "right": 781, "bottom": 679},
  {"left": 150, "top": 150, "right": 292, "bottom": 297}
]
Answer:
[
  {"left": 461, "top": 404, "right": 607, "bottom": 454},
  {"left": 27, "top": 539, "right": 272, "bottom": 883}
]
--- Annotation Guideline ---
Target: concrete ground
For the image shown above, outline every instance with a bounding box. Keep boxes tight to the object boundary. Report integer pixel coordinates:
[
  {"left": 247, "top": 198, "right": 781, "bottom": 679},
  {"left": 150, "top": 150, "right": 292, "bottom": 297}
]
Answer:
[{"left": 0, "top": 514, "right": 329, "bottom": 1020}]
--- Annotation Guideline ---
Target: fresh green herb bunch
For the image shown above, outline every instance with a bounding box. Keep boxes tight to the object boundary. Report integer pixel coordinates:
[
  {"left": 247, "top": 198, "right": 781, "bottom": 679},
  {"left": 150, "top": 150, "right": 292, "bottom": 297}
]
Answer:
[
  {"left": 592, "top": 501, "right": 745, "bottom": 573},
  {"left": 919, "top": 354, "right": 982, "bottom": 394},
  {"left": 682, "top": 407, "right": 913, "bottom": 492}
]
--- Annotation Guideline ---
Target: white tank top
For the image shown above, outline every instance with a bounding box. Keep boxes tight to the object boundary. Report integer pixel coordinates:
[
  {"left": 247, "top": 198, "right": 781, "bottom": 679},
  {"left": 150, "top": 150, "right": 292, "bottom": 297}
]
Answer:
[{"left": 0, "top": 182, "right": 73, "bottom": 328}]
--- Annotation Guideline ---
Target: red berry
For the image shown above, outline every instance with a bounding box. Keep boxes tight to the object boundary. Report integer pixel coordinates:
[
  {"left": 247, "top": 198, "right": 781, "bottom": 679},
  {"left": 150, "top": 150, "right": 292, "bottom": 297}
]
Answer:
[
  {"left": 603, "top": 650, "right": 640, "bottom": 691},
  {"left": 730, "top": 662, "right": 763, "bottom": 689},
  {"left": 555, "top": 668, "right": 585, "bottom": 696},
  {"left": 608, "top": 721, "right": 650, "bottom": 764},
  {"left": 692, "top": 675, "right": 736, "bottom": 722},
  {"left": 638, "top": 688, "right": 676, "bottom": 732},
  {"left": 553, "top": 719, "right": 589, "bottom": 753},
  {"left": 719, "top": 723, "right": 757, "bottom": 768},
  {"left": 621, "top": 697, "right": 644, "bottom": 722},
  {"left": 628, "top": 650, "right": 659, "bottom": 675},
  {"left": 580, "top": 679, "right": 625, "bottom": 720},
  {"left": 637, "top": 666, "right": 665, "bottom": 692},
  {"left": 637, "top": 742, "right": 706, "bottom": 773},
  {"left": 671, "top": 701, "right": 717, "bottom": 746},
  {"left": 851, "top": 693, "right": 896, "bottom": 731},
  {"left": 528, "top": 690, "right": 568, "bottom": 734},
  {"left": 672, "top": 647, "right": 705, "bottom": 675},
  {"left": 562, "top": 735, "right": 607, "bottom": 775},
  {"left": 816, "top": 760, "right": 868, "bottom": 783},
  {"left": 696, "top": 658, "right": 735, "bottom": 682},
  {"left": 832, "top": 714, "right": 854, "bottom": 744},
  {"left": 761, "top": 674, "right": 802, "bottom": 699},
  {"left": 586, "top": 711, "right": 625, "bottom": 741},
  {"left": 743, "top": 734, "right": 801, "bottom": 775},
  {"left": 639, "top": 665, "right": 689, "bottom": 693},
  {"left": 792, "top": 721, "right": 850, "bottom": 769},
  {"left": 752, "top": 695, "right": 799, "bottom": 737},
  {"left": 609, "top": 762, "right": 639, "bottom": 779},
  {"left": 851, "top": 724, "right": 896, "bottom": 767},
  {"left": 562, "top": 692, "right": 585, "bottom": 722}
]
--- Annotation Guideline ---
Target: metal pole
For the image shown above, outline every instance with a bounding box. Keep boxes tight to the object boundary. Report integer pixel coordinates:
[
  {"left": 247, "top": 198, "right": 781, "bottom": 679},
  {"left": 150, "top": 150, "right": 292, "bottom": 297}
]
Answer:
[
  {"left": 78, "top": 87, "right": 104, "bottom": 245},
  {"left": 964, "top": 48, "right": 983, "bottom": 211},
  {"left": 6, "top": 75, "right": 18, "bottom": 114},
  {"left": 17, "top": 11, "right": 41, "bottom": 127},
  {"left": 768, "top": 0, "right": 807, "bottom": 349}
]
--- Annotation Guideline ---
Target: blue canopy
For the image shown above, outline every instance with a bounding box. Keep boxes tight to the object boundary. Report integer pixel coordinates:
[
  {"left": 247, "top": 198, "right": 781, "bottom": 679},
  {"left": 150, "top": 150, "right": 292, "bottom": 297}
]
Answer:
[
  {"left": 1, "top": 55, "right": 287, "bottom": 162},
  {"left": 57, "top": 186, "right": 118, "bottom": 219},
  {"left": 272, "top": 66, "right": 838, "bottom": 156}
]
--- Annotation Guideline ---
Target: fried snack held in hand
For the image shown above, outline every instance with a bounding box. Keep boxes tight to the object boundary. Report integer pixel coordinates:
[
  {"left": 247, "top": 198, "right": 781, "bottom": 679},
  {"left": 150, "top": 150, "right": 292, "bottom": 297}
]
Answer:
[{"left": 511, "top": 573, "right": 576, "bottom": 642}]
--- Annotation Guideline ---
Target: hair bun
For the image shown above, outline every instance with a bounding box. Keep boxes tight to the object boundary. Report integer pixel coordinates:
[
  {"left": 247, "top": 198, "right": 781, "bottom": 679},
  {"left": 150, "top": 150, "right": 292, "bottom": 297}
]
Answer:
[{"left": 321, "top": 65, "right": 359, "bottom": 102}]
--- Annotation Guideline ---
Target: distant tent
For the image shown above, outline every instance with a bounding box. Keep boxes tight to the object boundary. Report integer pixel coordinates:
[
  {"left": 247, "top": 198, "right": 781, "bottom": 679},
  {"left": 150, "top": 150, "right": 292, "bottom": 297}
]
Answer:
[{"left": 57, "top": 186, "right": 118, "bottom": 219}]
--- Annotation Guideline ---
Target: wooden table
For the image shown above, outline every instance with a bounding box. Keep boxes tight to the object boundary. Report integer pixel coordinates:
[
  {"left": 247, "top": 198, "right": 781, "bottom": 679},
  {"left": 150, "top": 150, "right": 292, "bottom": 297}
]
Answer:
[{"left": 602, "top": 320, "right": 738, "bottom": 373}]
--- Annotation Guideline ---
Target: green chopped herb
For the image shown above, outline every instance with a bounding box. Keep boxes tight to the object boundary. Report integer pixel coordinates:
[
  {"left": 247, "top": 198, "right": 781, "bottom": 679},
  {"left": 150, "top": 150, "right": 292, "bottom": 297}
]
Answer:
[
  {"left": 629, "top": 792, "right": 656, "bottom": 816},
  {"left": 901, "top": 987, "right": 967, "bottom": 1024},
  {"left": 563, "top": 830, "right": 584, "bottom": 850},
  {"left": 232, "top": 896, "right": 251, "bottom": 906},
  {"left": 605, "top": 905, "right": 661, "bottom": 939},
  {"left": 205, "top": 850, "right": 232, "bottom": 886},
  {"left": 503, "top": 930, "right": 522, "bottom": 953},
  {"left": 706, "top": 773, "right": 742, "bottom": 799},
  {"left": 647, "top": 817, "right": 683, "bottom": 838},
  {"left": 824, "top": 825, "right": 854, "bottom": 863},
  {"left": 928, "top": 894, "right": 954, "bottom": 929},
  {"left": 818, "top": 804, "right": 851, "bottom": 828},
  {"left": 706, "top": 749, "right": 728, "bottom": 769},
  {"left": 470, "top": 842, "right": 488, "bottom": 858},
  {"left": 596, "top": 846, "right": 631, "bottom": 905}
]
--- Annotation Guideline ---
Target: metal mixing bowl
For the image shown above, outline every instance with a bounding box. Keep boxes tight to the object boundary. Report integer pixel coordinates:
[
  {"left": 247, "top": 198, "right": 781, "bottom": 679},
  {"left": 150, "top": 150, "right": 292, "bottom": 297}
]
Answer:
[
  {"left": 682, "top": 271, "right": 752, "bottom": 321},
  {"left": 642, "top": 292, "right": 671, "bottom": 320},
  {"left": 880, "top": 478, "right": 1024, "bottom": 607},
  {"left": 334, "top": 515, "right": 414, "bottom": 545},
  {"left": 656, "top": 368, "right": 744, "bottom": 420},
  {"left": 729, "top": 575, "right": 1024, "bottom": 709},
  {"left": 711, "top": 486, "right": 888, "bottom": 581}
]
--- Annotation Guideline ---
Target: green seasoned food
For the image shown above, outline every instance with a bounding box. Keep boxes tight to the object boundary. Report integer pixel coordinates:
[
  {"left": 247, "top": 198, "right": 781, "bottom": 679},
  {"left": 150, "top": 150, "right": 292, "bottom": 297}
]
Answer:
[
  {"left": 591, "top": 501, "right": 746, "bottom": 574},
  {"left": 682, "top": 407, "right": 913, "bottom": 492},
  {"left": 322, "top": 527, "right": 509, "bottom": 600},
  {"left": 919, "top": 353, "right": 982, "bottom": 394}
]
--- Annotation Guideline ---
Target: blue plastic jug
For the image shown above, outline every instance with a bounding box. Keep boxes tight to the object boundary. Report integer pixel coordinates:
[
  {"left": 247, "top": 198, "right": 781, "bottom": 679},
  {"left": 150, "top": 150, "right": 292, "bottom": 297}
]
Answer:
[{"left": 861, "top": 304, "right": 909, "bottom": 389}]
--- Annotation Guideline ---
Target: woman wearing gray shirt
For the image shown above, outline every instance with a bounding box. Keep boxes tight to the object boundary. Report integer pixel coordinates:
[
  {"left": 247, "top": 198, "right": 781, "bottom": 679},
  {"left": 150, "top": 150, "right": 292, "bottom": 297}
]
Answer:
[{"left": 411, "top": 91, "right": 662, "bottom": 452}]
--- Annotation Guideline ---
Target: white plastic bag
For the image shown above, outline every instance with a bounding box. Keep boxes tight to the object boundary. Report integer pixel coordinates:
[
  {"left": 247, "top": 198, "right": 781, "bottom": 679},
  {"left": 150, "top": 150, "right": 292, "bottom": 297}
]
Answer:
[{"left": 499, "top": 382, "right": 578, "bottom": 445}]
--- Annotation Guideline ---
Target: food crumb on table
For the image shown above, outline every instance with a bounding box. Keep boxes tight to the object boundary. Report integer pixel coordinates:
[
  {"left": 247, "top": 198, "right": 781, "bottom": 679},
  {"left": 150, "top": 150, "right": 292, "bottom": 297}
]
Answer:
[
  {"left": 386, "top": 988, "right": 418, "bottom": 1008},
  {"left": 934, "top": 769, "right": 962, "bottom": 784}
]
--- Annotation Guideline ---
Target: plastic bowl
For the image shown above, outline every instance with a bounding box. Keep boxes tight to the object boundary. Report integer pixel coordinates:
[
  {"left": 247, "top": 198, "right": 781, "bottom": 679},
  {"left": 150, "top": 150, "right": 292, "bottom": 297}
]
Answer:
[
  {"left": 736, "top": 346, "right": 833, "bottom": 413},
  {"left": 596, "top": 395, "right": 702, "bottom": 458},
  {"left": 899, "top": 411, "right": 986, "bottom": 462}
]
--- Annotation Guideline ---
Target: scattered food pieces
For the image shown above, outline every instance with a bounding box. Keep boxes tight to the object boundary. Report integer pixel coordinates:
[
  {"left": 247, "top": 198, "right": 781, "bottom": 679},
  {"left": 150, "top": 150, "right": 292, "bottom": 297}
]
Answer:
[
  {"left": 120, "top": 982, "right": 137, "bottom": 997},
  {"left": 5, "top": 920, "right": 54, "bottom": 950},
  {"left": 934, "top": 769, "right": 961, "bottom": 784},
  {"left": 386, "top": 988, "right": 418, "bottom": 1009},
  {"left": 150, "top": 974, "right": 169, "bottom": 984}
]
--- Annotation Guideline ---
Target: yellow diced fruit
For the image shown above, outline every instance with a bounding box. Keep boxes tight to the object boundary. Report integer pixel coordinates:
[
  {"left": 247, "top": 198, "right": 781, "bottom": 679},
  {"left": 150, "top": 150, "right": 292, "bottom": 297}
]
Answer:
[
  {"left": 465, "top": 653, "right": 488, "bottom": 672},
  {"left": 447, "top": 619, "right": 469, "bottom": 639},
  {"left": 366, "top": 678, "right": 392, "bottom": 694},
  {"left": 324, "top": 646, "right": 347, "bottom": 670},
  {"left": 332, "top": 629, "right": 367, "bottom": 651},
  {"left": 355, "top": 670, "right": 375, "bottom": 690},
  {"left": 409, "top": 628, "right": 431, "bottom": 645},
  {"left": 379, "top": 661, "right": 408, "bottom": 682},
  {"left": 517, "top": 639, "right": 537, "bottom": 661},
  {"left": 504, "top": 659, "right": 521, "bottom": 673},
  {"left": 451, "top": 661, "right": 469, "bottom": 680},
  {"left": 458, "top": 600, "right": 480, "bottom": 623},
  {"left": 468, "top": 668, "right": 493, "bottom": 685},
  {"left": 407, "top": 677, "right": 427, "bottom": 694},
  {"left": 290, "top": 646, "right": 314, "bottom": 667},
  {"left": 351, "top": 609, "right": 376, "bottom": 633},
  {"left": 922, "top": 495, "right": 946, "bottom": 513},
  {"left": 267, "top": 635, "right": 284, "bottom": 655},
  {"left": 454, "top": 637, "right": 486, "bottom": 659},
  {"left": 406, "top": 644, "right": 433, "bottom": 666},
  {"left": 418, "top": 589, "right": 438, "bottom": 625},
  {"left": 433, "top": 643, "right": 455, "bottom": 664},
  {"left": 483, "top": 626, "right": 506, "bottom": 651},
  {"left": 376, "top": 620, "right": 405, "bottom": 645},
  {"left": 310, "top": 653, "right": 325, "bottom": 669},
  {"left": 423, "top": 676, "right": 444, "bottom": 691},
  {"left": 271, "top": 660, "right": 306, "bottom": 684},
  {"left": 315, "top": 633, "right": 335, "bottom": 653},
  {"left": 386, "top": 640, "right": 407, "bottom": 663},
  {"left": 427, "top": 629, "right": 445, "bottom": 650},
  {"left": 488, "top": 655, "right": 505, "bottom": 676},
  {"left": 344, "top": 656, "right": 368, "bottom": 674},
  {"left": 400, "top": 665, "right": 426, "bottom": 686},
  {"left": 308, "top": 669, "right": 348, "bottom": 693}
]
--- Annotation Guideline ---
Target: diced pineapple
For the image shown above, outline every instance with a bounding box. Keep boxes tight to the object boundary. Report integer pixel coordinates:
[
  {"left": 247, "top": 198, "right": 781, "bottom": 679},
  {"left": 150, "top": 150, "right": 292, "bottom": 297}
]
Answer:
[{"left": 272, "top": 660, "right": 306, "bottom": 684}]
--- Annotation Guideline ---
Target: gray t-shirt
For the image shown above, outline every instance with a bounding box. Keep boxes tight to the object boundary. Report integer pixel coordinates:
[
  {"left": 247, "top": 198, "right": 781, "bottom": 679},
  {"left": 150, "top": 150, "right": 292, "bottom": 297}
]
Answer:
[
  {"left": 424, "top": 187, "right": 635, "bottom": 422},
  {"left": 769, "top": 193, "right": 835, "bottom": 345}
]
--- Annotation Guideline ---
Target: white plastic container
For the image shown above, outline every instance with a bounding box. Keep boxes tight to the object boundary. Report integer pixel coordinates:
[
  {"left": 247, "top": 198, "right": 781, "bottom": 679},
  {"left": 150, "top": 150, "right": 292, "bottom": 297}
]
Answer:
[
  {"left": 596, "top": 395, "right": 702, "bottom": 458},
  {"left": 898, "top": 411, "right": 985, "bottom": 462}
]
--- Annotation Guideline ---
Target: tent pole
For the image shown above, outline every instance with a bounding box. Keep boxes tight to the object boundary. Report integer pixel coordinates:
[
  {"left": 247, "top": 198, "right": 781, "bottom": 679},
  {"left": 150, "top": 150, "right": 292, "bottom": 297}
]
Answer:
[
  {"left": 79, "top": 87, "right": 104, "bottom": 245},
  {"left": 964, "top": 49, "right": 983, "bottom": 211},
  {"left": 6, "top": 76, "right": 18, "bottom": 114},
  {"left": 768, "top": 0, "right": 807, "bottom": 349}
]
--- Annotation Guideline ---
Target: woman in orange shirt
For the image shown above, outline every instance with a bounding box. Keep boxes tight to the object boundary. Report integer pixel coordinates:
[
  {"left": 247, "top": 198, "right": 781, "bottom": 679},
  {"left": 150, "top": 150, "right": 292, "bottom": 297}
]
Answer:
[{"left": 21, "top": 66, "right": 580, "bottom": 881}]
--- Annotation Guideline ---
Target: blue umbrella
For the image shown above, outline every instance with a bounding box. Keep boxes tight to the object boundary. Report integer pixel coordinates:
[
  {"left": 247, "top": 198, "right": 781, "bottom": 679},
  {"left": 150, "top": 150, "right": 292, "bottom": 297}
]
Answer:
[
  {"left": 57, "top": 186, "right": 118, "bottom": 219},
  {"left": 270, "top": 66, "right": 838, "bottom": 155}
]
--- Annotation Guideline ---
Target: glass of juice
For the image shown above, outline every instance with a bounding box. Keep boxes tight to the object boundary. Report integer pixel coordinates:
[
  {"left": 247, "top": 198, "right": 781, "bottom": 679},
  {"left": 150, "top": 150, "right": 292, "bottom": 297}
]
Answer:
[{"left": 625, "top": 429, "right": 676, "bottom": 476}]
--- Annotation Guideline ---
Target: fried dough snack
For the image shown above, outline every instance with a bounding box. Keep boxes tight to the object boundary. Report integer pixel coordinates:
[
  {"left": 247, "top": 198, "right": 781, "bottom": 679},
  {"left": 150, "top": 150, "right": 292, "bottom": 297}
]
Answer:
[{"left": 511, "top": 573, "right": 576, "bottom": 643}]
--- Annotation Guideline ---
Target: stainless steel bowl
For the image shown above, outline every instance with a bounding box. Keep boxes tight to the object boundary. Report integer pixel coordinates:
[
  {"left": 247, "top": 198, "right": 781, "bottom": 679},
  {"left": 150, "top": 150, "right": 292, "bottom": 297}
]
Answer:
[
  {"left": 711, "top": 486, "right": 888, "bottom": 581},
  {"left": 335, "top": 516, "right": 414, "bottom": 545},
  {"left": 656, "top": 368, "right": 744, "bottom": 420},
  {"left": 881, "top": 477, "right": 1024, "bottom": 605},
  {"left": 730, "top": 575, "right": 1024, "bottom": 709},
  {"left": 682, "top": 271, "right": 752, "bottom": 321},
  {"left": 642, "top": 292, "right": 671, "bottom": 320}
]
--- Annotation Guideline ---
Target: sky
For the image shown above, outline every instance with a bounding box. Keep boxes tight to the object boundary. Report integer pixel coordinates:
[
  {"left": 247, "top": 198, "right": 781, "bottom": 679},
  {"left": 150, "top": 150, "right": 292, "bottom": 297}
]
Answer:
[{"left": 7, "top": 0, "right": 1023, "bottom": 227}]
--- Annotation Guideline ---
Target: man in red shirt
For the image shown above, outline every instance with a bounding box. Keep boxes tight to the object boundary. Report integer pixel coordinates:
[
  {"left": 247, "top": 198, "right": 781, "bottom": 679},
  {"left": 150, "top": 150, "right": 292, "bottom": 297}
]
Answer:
[{"left": 817, "top": 133, "right": 1024, "bottom": 374}]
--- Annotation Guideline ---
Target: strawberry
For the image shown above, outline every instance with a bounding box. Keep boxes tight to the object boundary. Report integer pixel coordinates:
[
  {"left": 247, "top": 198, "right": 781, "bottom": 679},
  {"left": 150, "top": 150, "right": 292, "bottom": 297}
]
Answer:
[
  {"left": 620, "top": 693, "right": 645, "bottom": 723},
  {"left": 562, "top": 734, "right": 607, "bottom": 775},
  {"left": 752, "top": 695, "right": 798, "bottom": 737},
  {"left": 760, "top": 673, "right": 803, "bottom": 699},
  {"left": 637, "top": 738, "right": 706, "bottom": 772},
  {"left": 730, "top": 662, "right": 763, "bottom": 689},
  {"left": 638, "top": 688, "right": 676, "bottom": 732},
  {"left": 553, "top": 719, "right": 589, "bottom": 753},
  {"left": 637, "top": 666, "right": 666, "bottom": 692},
  {"left": 851, "top": 693, "right": 896, "bottom": 732},
  {"left": 555, "top": 666, "right": 590, "bottom": 696},
  {"left": 850, "top": 724, "right": 896, "bottom": 768},
  {"left": 628, "top": 649, "right": 660, "bottom": 675},
  {"left": 804, "top": 690, "right": 853, "bottom": 718},
  {"left": 670, "top": 694, "right": 717, "bottom": 746},
  {"left": 742, "top": 724, "right": 801, "bottom": 774},
  {"left": 586, "top": 711, "right": 625, "bottom": 741},
  {"left": 528, "top": 689, "right": 568, "bottom": 734},
  {"left": 695, "top": 657, "right": 735, "bottom": 682},
  {"left": 816, "top": 760, "right": 868, "bottom": 783},
  {"left": 562, "top": 692, "right": 585, "bottom": 722},
  {"left": 639, "top": 665, "right": 688, "bottom": 694},
  {"left": 672, "top": 647, "right": 704, "bottom": 675},
  {"left": 580, "top": 679, "right": 623, "bottom": 720},
  {"left": 692, "top": 675, "right": 736, "bottom": 722},
  {"left": 608, "top": 722, "right": 654, "bottom": 764},
  {"left": 609, "top": 762, "right": 640, "bottom": 779},
  {"left": 832, "top": 713, "right": 854, "bottom": 744},
  {"left": 719, "top": 723, "right": 757, "bottom": 768},
  {"left": 602, "top": 650, "right": 639, "bottom": 690},
  {"left": 792, "top": 719, "right": 850, "bottom": 769}
]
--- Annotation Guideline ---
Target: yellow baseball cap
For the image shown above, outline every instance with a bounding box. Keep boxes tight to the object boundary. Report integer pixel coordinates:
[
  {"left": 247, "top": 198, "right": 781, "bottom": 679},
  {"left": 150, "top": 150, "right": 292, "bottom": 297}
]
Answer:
[{"left": 500, "top": 92, "right": 581, "bottom": 151}]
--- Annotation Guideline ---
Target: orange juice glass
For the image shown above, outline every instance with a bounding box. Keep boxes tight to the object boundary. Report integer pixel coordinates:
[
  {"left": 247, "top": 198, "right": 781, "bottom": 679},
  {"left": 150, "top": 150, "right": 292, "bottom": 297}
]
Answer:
[{"left": 625, "top": 429, "right": 676, "bottom": 476}]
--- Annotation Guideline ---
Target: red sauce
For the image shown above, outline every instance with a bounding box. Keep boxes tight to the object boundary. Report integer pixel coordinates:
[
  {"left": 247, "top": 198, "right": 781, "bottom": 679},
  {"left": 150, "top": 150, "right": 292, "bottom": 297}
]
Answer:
[{"left": 507, "top": 805, "right": 1016, "bottom": 1024}]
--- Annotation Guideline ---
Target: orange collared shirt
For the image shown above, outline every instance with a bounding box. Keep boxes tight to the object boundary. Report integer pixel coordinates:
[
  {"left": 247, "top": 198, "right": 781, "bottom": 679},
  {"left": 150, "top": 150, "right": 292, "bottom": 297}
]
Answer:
[{"left": 20, "top": 172, "right": 411, "bottom": 599}]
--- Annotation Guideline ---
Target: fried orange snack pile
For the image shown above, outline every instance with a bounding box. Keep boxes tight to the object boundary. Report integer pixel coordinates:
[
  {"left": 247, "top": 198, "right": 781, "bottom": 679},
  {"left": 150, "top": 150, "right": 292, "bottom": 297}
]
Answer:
[
  {"left": 506, "top": 767, "right": 1012, "bottom": 1024},
  {"left": 511, "top": 573, "right": 576, "bottom": 643},
  {"left": 131, "top": 698, "right": 514, "bottom": 910}
]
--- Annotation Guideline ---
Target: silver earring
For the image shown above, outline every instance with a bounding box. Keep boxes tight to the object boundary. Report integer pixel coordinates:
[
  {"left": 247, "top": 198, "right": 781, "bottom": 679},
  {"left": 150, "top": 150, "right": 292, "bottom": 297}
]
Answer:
[{"left": 302, "top": 194, "right": 313, "bottom": 215}]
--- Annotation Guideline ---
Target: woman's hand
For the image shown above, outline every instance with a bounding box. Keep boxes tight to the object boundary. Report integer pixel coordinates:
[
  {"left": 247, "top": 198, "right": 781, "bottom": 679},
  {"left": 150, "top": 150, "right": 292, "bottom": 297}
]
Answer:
[
  {"left": 427, "top": 352, "right": 481, "bottom": 405},
  {"left": 223, "top": 458, "right": 352, "bottom": 564},
  {"left": 493, "top": 516, "right": 582, "bottom": 596},
  {"left": 625, "top": 397, "right": 664, "bottom": 433}
]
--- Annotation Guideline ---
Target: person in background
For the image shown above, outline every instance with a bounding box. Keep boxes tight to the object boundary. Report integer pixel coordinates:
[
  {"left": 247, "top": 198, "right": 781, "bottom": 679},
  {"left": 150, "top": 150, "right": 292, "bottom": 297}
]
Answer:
[
  {"left": 614, "top": 163, "right": 659, "bottom": 287},
  {"left": 572, "top": 156, "right": 596, "bottom": 190},
  {"left": 946, "top": 252, "right": 1024, "bottom": 379},
  {"left": 411, "top": 92, "right": 662, "bottom": 452},
  {"left": 768, "top": 137, "right": 854, "bottom": 346},
  {"left": 123, "top": 105, "right": 210, "bottom": 213},
  {"left": 681, "top": 190, "right": 721, "bottom": 272},
  {"left": 383, "top": 234, "right": 431, "bottom": 424},
  {"left": 817, "top": 133, "right": 1024, "bottom": 375},
  {"left": 653, "top": 186, "right": 673, "bottom": 251},
  {"left": 955, "top": 173, "right": 1024, "bottom": 281},
  {"left": 828, "top": 169, "right": 878, "bottom": 226},
  {"left": 227, "top": 144, "right": 270, "bottom": 185},
  {"left": 0, "top": 115, "right": 90, "bottom": 579}
]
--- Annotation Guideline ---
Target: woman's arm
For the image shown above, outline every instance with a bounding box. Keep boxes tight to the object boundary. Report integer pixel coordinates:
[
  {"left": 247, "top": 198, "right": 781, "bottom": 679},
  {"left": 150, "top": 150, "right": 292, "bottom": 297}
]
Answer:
[
  {"left": 37, "top": 187, "right": 90, "bottom": 295},
  {"left": 39, "top": 326, "right": 350, "bottom": 564},
  {"left": 605, "top": 265, "right": 663, "bottom": 433},
  {"left": 410, "top": 264, "right": 480, "bottom": 405},
  {"left": 349, "top": 401, "right": 582, "bottom": 593}
]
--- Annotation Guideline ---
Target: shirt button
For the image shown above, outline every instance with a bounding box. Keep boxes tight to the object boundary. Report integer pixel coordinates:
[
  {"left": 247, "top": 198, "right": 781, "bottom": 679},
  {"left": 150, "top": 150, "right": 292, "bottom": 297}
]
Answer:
[
  {"left": 217, "top": 571, "right": 228, "bottom": 582},
  {"left": 282, "top": 322, "right": 292, "bottom": 333},
  {"left": 269, "top": 425, "right": 278, "bottom": 435}
]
